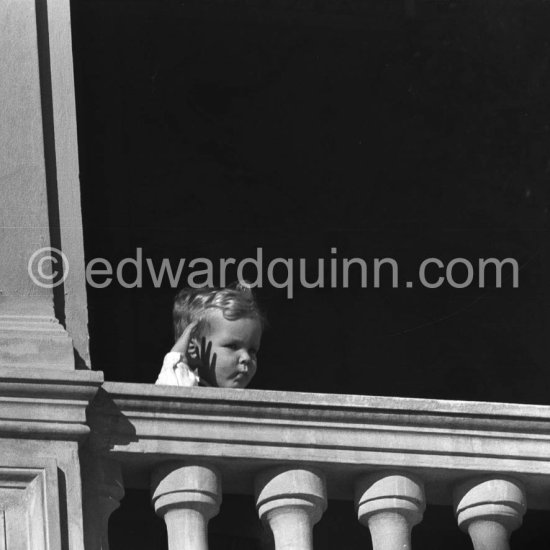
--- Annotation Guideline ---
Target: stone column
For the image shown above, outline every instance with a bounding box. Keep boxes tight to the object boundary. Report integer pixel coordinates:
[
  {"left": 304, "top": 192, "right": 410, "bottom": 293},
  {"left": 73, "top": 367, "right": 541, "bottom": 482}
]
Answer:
[
  {"left": 0, "top": 0, "right": 89, "bottom": 368},
  {"left": 355, "top": 472, "right": 425, "bottom": 550},
  {"left": 454, "top": 477, "right": 526, "bottom": 550},
  {"left": 81, "top": 455, "right": 125, "bottom": 550},
  {"left": 1, "top": 3, "right": 95, "bottom": 550},
  {"left": 151, "top": 463, "right": 222, "bottom": 550},
  {"left": 255, "top": 467, "right": 327, "bottom": 550}
]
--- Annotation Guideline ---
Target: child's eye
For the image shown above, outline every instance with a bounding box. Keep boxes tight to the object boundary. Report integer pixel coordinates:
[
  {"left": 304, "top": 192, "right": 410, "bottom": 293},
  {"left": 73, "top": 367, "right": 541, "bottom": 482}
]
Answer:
[{"left": 224, "top": 342, "right": 239, "bottom": 350}]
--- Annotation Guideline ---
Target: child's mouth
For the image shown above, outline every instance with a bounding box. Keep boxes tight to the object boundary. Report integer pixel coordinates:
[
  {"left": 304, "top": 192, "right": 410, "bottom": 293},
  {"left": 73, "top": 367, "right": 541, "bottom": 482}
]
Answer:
[{"left": 233, "top": 372, "right": 248, "bottom": 383}]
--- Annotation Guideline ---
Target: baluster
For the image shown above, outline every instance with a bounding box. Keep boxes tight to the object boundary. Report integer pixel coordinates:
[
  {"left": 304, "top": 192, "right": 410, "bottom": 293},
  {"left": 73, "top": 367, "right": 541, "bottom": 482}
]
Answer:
[
  {"left": 454, "top": 477, "right": 526, "bottom": 550},
  {"left": 355, "top": 472, "right": 425, "bottom": 550},
  {"left": 81, "top": 456, "right": 125, "bottom": 550},
  {"left": 255, "top": 467, "right": 327, "bottom": 550},
  {"left": 151, "top": 463, "right": 221, "bottom": 550}
]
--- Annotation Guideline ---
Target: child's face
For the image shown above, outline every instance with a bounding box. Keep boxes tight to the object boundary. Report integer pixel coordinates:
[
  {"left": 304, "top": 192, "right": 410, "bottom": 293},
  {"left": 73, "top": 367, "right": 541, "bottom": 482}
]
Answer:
[{"left": 194, "top": 310, "right": 262, "bottom": 388}]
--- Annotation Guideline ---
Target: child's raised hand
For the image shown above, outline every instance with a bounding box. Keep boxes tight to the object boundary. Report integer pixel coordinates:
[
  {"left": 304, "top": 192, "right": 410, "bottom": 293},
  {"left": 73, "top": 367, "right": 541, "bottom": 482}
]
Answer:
[
  {"left": 198, "top": 336, "right": 217, "bottom": 383},
  {"left": 156, "top": 322, "right": 200, "bottom": 387},
  {"left": 171, "top": 321, "right": 199, "bottom": 355}
]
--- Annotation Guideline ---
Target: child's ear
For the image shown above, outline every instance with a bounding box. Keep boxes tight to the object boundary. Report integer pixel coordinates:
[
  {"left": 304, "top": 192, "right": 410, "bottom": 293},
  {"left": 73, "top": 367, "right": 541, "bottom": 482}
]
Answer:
[{"left": 187, "top": 338, "right": 200, "bottom": 359}]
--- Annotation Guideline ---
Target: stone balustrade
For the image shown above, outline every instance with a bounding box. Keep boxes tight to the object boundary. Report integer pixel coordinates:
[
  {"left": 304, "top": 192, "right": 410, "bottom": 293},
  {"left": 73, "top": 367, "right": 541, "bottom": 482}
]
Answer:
[
  {"left": 82, "top": 383, "right": 550, "bottom": 549},
  {"left": 0, "top": 371, "right": 544, "bottom": 549},
  {"left": 1, "top": 0, "right": 545, "bottom": 548}
]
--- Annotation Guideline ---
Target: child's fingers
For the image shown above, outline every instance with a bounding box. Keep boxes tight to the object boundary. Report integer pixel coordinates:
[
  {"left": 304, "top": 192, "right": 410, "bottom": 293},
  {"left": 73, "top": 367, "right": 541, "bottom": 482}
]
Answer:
[
  {"left": 171, "top": 321, "right": 199, "bottom": 354},
  {"left": 199, "top": 337, "right": 213, "bottom": 367}
]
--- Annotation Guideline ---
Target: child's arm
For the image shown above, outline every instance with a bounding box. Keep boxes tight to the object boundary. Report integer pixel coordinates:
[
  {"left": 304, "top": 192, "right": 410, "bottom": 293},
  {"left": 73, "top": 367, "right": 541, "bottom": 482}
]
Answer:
[{"left": 156, "top": 322, "right": 200, "bottom": 386}]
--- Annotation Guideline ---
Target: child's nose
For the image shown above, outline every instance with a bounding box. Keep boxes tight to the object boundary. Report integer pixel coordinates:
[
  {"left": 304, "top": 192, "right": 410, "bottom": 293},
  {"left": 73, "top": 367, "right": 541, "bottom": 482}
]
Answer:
[{"left": 238, "top": 351, "right": 252, "bottom": 367}]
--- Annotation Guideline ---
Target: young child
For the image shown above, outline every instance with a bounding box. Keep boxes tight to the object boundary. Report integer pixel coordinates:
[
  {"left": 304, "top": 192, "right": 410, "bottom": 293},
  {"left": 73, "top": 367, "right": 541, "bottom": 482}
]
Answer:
[{"left": 156, "top": 284, "right": 265, "bottom": 388}]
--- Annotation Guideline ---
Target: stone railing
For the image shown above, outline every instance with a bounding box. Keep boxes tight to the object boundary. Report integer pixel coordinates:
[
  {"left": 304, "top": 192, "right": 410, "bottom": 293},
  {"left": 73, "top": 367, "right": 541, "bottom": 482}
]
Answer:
[{"left": 83, "top": 382, "right": 550, "bottom": 550}]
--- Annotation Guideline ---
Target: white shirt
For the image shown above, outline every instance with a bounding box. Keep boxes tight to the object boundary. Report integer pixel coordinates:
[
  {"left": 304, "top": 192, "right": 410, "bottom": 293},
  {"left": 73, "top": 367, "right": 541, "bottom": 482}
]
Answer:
[{"left": 155, "top": 352, "right": 201, "bottom": 387}]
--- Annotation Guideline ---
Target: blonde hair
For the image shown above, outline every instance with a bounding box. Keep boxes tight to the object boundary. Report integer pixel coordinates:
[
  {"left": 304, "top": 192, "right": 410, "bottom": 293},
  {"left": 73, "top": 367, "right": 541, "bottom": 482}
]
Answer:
[{"left": 172, "top": 283, "right": 266, "bottom": 340}]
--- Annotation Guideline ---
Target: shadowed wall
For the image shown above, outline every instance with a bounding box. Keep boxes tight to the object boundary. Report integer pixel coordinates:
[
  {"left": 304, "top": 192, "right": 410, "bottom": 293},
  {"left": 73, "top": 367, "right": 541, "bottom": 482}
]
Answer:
[
  {"left": 71, "top": 0, "right": 550, "bottom": 547},
  {"left": 72, "top": 0, "right": 548, "bottom": 398}
]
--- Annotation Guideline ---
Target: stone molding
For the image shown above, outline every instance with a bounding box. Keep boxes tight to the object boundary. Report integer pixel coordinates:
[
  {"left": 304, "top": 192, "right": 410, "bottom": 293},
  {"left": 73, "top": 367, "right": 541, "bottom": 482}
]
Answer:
[
  {"left": 0, "top": 457, "right": 62, "bottom": 549},
  {"left": 0, "top": 366, "right": 103, "bottom": 441},
  {"left": 0, "top": 313, "right": 74, "bottom": 370},
  {"left": 87, "top": 383, "right": 550, "bottom": 508}
]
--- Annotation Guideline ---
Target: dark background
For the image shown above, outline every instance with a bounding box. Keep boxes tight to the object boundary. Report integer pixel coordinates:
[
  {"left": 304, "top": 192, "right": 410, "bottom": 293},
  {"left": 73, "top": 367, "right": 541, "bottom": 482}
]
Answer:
[
  {"left": 71, "top": 0, "right": 550, "bottom": 546},
  {"left": 72, "top": 0, "right": 549, "bottom": 403}
]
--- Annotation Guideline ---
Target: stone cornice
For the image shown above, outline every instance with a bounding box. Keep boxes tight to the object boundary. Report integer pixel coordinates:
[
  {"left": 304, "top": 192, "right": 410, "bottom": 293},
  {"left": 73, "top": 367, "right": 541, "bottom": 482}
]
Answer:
[
  {"left": 88, "top": 383, "right": 550, "bottom": 508},
  {"left": 0, "top": 367, "right": 103, "bottom": 441}
]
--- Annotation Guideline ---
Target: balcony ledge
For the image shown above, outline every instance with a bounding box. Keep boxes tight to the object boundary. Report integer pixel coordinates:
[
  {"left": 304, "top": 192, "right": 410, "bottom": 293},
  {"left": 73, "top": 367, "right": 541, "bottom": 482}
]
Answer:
[
  {"left": 87, "top": 382, "right": 550, "bottom": 508},
  {"left": 0, "top": 366, "right": 104, "bottom": 441}
]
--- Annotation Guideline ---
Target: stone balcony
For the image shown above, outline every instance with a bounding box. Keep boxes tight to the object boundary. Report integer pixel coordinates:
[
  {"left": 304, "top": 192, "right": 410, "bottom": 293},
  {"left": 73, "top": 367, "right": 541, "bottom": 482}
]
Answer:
[
  {"left": 82, "top": 382, "right": 550, "bottom": 550},
  {"left": 0, "top": 365, "right": 548, "bottom": 548}
]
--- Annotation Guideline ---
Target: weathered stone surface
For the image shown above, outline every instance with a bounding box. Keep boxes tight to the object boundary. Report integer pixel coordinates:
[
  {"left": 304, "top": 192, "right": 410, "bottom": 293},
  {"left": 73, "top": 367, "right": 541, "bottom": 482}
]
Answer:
[
  {"left": 0, "top": 456, "right": 62, "bottom": 549},
  {"left": 0, "top": 368, "right": 102, "bottom": 550},
  {"left": 256, "top": 468, "right": 327, "bottom": 550},
  {"left": 151, "top": 463, "right": 222, "bottom": 550},
  {"left": 0, "top": 309, "right": 74, "bottom": 370},
  {"left": 356, "top": 472, "right": 425, "bottom": 550},
  {"left": 81, "top": 454, "right": 125, "bottom": 550},
  {"left": 454, "top": 477, "right": 526, "bottom": 550},
  {"left": 0, "top": 0, "right": 89, "bottom": 368},
  {"left": 0, "top": 366, "right": 102, "bottom": 439},
  {"left": 88, "top": 383, "right": 550, "bottom": 509}
]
